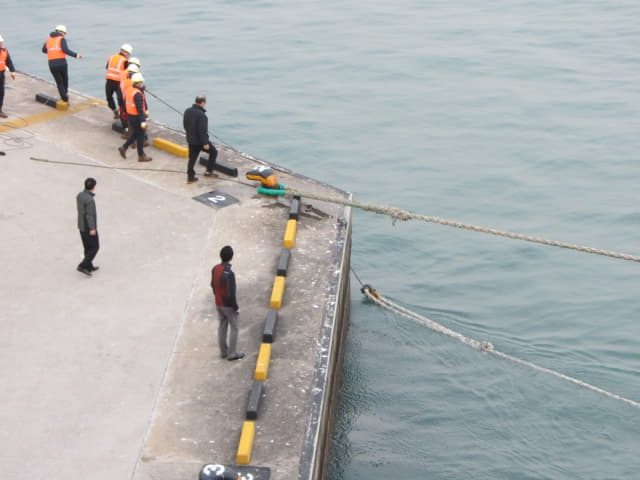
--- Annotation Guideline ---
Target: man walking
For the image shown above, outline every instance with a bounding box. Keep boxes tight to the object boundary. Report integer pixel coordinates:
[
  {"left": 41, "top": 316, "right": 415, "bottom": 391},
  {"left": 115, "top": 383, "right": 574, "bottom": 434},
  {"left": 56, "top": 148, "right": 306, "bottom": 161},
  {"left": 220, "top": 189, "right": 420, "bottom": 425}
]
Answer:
[
  {"left": 211, "top": 246, "right": 244, "bottom": 361},
  {"left": 105, "top": 43, "right": 132, "bottom": 119},
  {"left": 183, "top": 94, "right": 218, "bottom": 184},
  {"left": 42, "top": 25, "right": 82, "bottom": 103},
  {"left": 118, "top": 73, "right": 151, "bottom": 162},
  {"left": 0, "top": 35, "right": 17, "bottom": 118},
  {"left": 76, "top": 177, "right": 99, "bottom": 276}
]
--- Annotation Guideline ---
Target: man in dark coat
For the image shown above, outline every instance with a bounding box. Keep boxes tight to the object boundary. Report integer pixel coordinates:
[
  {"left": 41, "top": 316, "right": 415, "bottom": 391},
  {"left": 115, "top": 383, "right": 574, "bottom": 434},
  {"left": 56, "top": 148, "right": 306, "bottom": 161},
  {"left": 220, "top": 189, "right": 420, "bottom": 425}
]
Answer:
[
  {"left": 183, "top": 94, "right": 218, "bottom": 183},
  {"left": 76, "top": 177, "right": 99, "bottom": 276}
]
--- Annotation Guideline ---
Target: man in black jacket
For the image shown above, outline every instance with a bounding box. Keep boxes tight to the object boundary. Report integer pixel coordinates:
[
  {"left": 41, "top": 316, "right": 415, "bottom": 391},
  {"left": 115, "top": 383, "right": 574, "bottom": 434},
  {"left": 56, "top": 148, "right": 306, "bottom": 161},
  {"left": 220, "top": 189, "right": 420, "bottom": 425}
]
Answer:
[
  {"left": 76, "top": 177, "right": 99, "bottom": 276},
  {"left": 183, "top": 94, "right": 218, "bottom": 184}
]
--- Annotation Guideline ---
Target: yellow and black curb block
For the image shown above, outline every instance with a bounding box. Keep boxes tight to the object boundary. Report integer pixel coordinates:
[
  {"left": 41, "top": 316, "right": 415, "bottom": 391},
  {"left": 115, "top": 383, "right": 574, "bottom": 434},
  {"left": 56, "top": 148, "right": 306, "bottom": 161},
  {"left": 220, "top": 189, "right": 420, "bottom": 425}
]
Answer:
[
  {"left": 236, "top": 420, "right": 256, "bottom": 464},
  {"left": 152, "top": 137, "right": 188, "bottom": 157},
  {"left": 269, "top": 276, "right": 286, "bottom": 310},
  {"left": 283, "top": 219, "right": 297, "bottom": 248},
  {"left": 1, "top": 95, "right": 103, "bottom": 134},
  {"left": 234, "top": 195, "right": 301, "bottom": 466},
  {"left": 254, "top": 343, "right": 272, "bottom": 381},
  {"left": 246, "top": 380, "right": 265, "bottom": 421},
  {"left": 35, "top": 92, "right": 67, "bottom": 110},
  {"left": 262, "top": 309, "right": 278, "bottom": 343},
  {"left": 199, "top": 155, "right": 239, "bottom": 177}
]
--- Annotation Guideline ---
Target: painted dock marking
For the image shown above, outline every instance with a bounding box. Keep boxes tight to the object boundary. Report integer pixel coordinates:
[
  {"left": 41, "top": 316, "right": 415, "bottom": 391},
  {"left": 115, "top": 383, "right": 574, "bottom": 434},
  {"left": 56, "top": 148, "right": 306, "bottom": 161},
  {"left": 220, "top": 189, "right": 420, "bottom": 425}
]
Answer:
[{"left": 0, "top": 98, "right": 105, "bottom": 133}]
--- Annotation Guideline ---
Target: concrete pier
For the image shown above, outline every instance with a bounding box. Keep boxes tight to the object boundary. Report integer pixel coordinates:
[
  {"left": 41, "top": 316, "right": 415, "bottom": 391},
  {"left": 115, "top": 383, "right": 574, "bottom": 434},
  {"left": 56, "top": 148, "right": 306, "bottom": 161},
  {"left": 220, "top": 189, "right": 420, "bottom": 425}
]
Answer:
[{"left": 0, "top": 73, "right": 351, "bottom": 479}]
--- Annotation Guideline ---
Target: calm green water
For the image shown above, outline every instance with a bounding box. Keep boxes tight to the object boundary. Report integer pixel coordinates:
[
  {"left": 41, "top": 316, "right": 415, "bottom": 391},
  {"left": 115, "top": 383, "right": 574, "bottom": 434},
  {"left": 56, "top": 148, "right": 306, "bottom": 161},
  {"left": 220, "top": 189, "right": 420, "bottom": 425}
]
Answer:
[{"left": 4, "top": 1, "right": 639, "bottom": 478}]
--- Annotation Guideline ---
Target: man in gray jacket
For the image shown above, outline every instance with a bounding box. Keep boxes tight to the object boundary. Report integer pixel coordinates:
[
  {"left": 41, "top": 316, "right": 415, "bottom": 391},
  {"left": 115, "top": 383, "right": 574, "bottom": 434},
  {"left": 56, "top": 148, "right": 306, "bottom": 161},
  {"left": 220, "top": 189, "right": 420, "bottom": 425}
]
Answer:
[{"left": 76, "top": 177, "right": 99, "bottom": 276}]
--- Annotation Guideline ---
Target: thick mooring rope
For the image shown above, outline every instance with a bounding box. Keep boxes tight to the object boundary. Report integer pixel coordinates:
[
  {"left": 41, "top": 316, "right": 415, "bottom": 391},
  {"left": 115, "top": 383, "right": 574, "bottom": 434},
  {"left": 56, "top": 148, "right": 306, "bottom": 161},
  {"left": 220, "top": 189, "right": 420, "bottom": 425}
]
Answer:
[
  {"left": 21, "top": 152, "right": 639, "bottom": 263},
  {"left": 286, "top": 187, "right": 640, "bottom": 263},
  {"left": 361, "top": 285, "right": 640, "bottom": 409}
]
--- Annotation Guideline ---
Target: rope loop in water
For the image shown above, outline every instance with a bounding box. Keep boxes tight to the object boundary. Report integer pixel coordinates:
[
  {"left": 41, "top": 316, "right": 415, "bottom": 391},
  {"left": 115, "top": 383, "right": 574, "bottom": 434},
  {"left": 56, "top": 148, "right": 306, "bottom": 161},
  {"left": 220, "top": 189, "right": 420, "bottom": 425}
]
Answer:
[{"left": 360, "top": 285, "right": 640, "bottom": 409}]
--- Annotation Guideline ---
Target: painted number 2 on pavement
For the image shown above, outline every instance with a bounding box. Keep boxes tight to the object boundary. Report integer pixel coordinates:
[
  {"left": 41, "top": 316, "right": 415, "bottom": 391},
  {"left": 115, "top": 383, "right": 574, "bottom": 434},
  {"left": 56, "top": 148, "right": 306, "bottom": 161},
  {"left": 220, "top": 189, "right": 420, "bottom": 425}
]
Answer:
[{"left": 207, "top": 195, "right": 227, "bottom": 204}]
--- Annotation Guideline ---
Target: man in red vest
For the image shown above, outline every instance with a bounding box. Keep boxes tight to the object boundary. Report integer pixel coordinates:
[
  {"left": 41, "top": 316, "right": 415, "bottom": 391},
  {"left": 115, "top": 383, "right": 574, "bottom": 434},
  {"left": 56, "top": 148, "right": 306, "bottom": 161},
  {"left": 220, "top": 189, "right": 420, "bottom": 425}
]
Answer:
[
  {"left": 211, "top": 246, "right": 244, "bottom": 361},
  {"left": 0, "top": 35, "right": 17, "bottom": 118},
  {"left": 42, "top": 25, "right": 82, "bottom": 103},
  {"left": 105, "top": 43, "right": 132, "bottom": 119}
]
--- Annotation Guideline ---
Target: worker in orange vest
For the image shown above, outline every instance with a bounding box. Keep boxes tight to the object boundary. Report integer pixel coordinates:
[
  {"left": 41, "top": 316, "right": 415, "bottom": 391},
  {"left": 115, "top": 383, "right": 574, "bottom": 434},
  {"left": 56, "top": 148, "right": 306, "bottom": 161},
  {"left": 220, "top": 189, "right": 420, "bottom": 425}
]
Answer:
[
  {"left": 118, "top": 73, "right": 151, "bottom": 162},
  {"left": 41, "top": 25, "right": 82, "bottom": 103},
  {"left": 105, "top": 43, "right": 132, "bottom": 119},
  {"left": 118, "top": 62, "right": 139, "bottom": 137},
  {"left": 0, "top": 34, "right": 17, "bottom": 118}
]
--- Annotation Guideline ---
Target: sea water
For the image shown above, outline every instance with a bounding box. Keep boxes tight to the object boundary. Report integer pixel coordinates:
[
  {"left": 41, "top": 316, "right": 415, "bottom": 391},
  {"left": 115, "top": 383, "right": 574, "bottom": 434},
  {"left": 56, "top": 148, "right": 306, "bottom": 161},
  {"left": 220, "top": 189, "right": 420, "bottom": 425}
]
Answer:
[{"left": 3, "top": 1, "right": 639, "bottom": 478}]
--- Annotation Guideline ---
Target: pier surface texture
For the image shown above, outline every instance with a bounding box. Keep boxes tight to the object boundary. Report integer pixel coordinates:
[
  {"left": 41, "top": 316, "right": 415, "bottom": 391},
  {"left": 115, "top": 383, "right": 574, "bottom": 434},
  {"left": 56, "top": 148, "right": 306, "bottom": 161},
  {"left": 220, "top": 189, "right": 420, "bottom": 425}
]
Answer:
[{"left": 0, "top": 74, "right": 351, "bottom": 480}]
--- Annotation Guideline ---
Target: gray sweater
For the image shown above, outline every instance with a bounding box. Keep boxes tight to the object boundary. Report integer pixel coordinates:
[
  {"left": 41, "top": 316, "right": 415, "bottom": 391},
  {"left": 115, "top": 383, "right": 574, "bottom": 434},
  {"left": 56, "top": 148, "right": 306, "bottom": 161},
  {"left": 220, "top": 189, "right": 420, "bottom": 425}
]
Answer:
[{"left": 76, "top": 190, "right": 97, "bottom": 232}]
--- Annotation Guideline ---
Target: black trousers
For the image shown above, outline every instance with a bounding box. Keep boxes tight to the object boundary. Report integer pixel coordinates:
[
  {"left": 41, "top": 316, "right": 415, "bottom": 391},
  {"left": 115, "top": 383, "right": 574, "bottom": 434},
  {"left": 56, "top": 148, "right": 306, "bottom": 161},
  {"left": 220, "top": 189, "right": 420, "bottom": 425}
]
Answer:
[
  {"left": 105, "top": 79, "right": 122, "bottom": 112},
  {"left": 49, "top": 63, "right": 69, "bottom": 102},
  {"left": 0, "top": 71, "right": 5, "bottom": 110},
  {"left": 123, "top": 116, "right": 145, "bottom": 155},
  {"left": 187, "top": 142, "right": 218, "bottom": 179},
  {"left": 79, "top": 230, "right": 99, "bottom": 270}
]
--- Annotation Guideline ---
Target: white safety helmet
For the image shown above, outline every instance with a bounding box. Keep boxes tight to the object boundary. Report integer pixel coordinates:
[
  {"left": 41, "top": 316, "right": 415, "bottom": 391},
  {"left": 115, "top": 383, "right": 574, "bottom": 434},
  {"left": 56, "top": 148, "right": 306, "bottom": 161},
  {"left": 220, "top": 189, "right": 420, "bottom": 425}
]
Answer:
[
  {"left": 128, "top": 57, "right": 141, "bottom": 67},
  {"left": 131, "top": 72, "right": 144, "bottom": 84},
  {"left": 127, "top": 63, "right": 140, "bottom": 73},
  {"left": 0, "top": 35, "right": 4, "bottom": 42},
  {"left": 120, "top": 43, "right": 133, "bottom": 54},
  {"left": 56, "top": 25, "right": 67, "bottom": 33}
]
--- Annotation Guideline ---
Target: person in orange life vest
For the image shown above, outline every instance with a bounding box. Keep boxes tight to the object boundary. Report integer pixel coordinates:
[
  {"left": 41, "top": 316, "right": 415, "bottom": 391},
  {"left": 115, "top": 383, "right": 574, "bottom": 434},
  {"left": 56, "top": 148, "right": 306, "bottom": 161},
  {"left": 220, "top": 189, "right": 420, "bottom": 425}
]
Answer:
[
  {"left": 117, "top": 73, "right": 151, "bottom": 162},
  {"left": 211, "top": 245, "right": 244, "bottom": 361},
  {"left": 118, "top": 62, "right": 139, "bottom": 137},
  {"left": 105, "top": 43, "right": 132, "bottom": 119},
  {"left": 118, "top": 57, "right": 141, "bottom": 128},
  {"left": 41, "top": 25, "right": 82, "bottom": 103},
  {"left": 0, "top": 35, "right": 17, "bottom": 119},
  {"left": 120, "top": 58, "right": 149, "bottom": 148}
]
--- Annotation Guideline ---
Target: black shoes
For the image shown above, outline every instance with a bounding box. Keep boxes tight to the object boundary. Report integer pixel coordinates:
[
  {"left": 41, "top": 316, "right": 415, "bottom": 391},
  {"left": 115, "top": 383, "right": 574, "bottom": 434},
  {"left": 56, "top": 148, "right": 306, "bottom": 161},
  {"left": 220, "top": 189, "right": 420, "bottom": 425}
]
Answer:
[
  {"left": 203, "top": 171, "right": 218, "bottom": 177},
  {"left": 77, "top": 266, "right": 92, "bottom": 276},
  {"left": 77, "top": 265, "right": 99, "bottom": 276},
  {"left": 227, "top": 353, "right": 245, "bottom": 361},
  {"left": 187, "top": 176, "right": 199, "bottom": 184}
]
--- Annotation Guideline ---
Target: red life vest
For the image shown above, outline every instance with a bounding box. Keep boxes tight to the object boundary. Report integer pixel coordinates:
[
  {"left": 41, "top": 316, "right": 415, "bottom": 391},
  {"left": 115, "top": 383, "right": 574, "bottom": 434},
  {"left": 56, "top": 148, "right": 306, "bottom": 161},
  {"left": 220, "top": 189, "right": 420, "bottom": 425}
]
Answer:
[
  {"left": 46, "top": 36, "right": 65, "bottom": 61},
  {"left": 105, "top": 53, "right": 125, "bottom": 81},
  {"left": 212, "top": 263, "right": 231, "bottom": 306}
]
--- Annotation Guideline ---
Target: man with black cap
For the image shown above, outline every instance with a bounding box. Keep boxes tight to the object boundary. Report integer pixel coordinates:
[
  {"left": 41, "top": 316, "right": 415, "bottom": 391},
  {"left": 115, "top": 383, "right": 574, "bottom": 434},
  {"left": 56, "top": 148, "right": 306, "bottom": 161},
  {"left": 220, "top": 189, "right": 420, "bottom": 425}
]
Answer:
[
  {"left": 211, "top": 245, "right": 244, "bottom": 361},
  {"left": 76, "top": 177, "right": 99, "bottom": 276}
]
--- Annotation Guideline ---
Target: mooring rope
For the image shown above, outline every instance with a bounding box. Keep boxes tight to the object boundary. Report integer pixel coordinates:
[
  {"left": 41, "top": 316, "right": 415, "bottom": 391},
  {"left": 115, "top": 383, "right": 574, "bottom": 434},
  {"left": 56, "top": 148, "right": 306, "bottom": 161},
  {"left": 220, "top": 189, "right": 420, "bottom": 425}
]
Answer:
[
  {"left": 22, "top": 153, "right": 640, "bottom": 264},
  {"left": 285, "top": 187, "right": 640, "bottom": 263},
  {"left": 145, "top": 89, "right": 233, "bottom": 149},
  {"left": 360, "top": 285, "right": 640, "bottom": 409}
]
